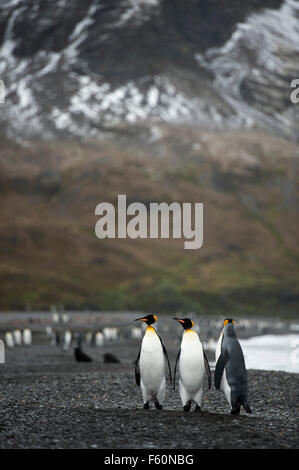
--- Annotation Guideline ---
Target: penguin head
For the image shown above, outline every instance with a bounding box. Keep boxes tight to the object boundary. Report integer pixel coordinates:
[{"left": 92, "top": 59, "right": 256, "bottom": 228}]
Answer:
[
  {"left": 223, "top": 318, "right": 237, "bottom": 337},
  {"left": 223, "top": 318, "right": 236, "bottom": 326},
  {"left": 173, "top": 317, "right": 194, "bottom": 330},
  {"left": 134, "top": 314, "right": 157, "bottom": 325}
]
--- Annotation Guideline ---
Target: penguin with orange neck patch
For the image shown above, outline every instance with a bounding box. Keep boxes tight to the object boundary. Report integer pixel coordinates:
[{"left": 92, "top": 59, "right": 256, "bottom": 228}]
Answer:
[
  {"left": 134, "top": 314, "right": 172, "bottom": 410},
  {"left": 215, "top": 318, "right": 252, "bottom": 415},
  {"left": 173, "top": 318, "right": 211, "bottom": 412}
]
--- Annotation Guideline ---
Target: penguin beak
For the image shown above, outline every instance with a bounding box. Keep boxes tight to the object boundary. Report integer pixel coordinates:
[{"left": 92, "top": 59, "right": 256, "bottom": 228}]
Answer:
[
  {"left": 134, "top": 317, "right": 148, "bottom": 322},
  {"left": 173, "top": 318, "right": 185, "bottom": 324}
]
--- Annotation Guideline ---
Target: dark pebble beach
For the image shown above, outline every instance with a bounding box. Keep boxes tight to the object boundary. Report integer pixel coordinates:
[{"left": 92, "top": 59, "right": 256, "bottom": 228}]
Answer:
[{"left": 0, "top": 340, "right": 298, "bottom": 449}]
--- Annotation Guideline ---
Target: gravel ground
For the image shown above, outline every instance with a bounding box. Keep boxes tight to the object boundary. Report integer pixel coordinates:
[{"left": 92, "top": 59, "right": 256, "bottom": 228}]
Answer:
[{"left": 0, "top": 341, "right": 298, "bottom": 449}]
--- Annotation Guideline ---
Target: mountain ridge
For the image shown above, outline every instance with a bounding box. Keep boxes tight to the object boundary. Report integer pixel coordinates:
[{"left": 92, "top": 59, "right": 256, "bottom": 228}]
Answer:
[{"left": 0, "top": 0, "right": 298, "bottom": 140}]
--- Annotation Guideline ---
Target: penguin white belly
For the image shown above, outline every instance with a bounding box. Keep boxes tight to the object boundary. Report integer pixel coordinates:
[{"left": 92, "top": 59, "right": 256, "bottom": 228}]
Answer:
[
  {"left": 179, "top": 331, "right": 205, "bottom": 400},
  {"left": 140, "top": 331, "right": 165, "bottom": 399},
  {"left": 215, "top": 333, "right": 231, "bottom": 406},
  {"left": 23, "top": 328, "right": 32, "bottom": 346}
]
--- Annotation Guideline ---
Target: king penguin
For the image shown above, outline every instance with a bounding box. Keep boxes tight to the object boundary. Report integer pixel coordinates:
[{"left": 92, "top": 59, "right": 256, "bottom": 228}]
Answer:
[
  {"left": 134, "top": 314, "right": 172, "bottom": 410},
  {"left": 173, "top": 318, "right": 211, "bottom": 412},
  {"left": 215, "top": 318, "right": 252, "bottom": 415},
  {"left": 23, "top": 328, "right": 32, "bottom": 346}
]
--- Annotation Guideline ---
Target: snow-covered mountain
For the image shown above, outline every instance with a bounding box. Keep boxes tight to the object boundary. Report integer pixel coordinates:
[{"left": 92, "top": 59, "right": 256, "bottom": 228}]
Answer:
[{"left": 0, "top": 0, "right": 299, "bottom": 140}]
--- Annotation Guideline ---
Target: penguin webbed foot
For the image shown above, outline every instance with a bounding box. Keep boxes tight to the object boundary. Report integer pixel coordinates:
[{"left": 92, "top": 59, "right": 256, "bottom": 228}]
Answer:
[
  {"left": 183, "top": 401, "right": 192, "bottom": 412},
  {"left": 231, "top": 402, "right": 252, "bottom": 415},
  {"left": 243, "top": 402, "right": 252, "bottom": 414},
  {"left": 231, "top": 404, "right": 241, "bottom": 415},
  {"left": 154, "top": 399, "right": 163, "bottom": 410},
  {"left": 143, "top": 400, "right": 163, "bottom": 410}
]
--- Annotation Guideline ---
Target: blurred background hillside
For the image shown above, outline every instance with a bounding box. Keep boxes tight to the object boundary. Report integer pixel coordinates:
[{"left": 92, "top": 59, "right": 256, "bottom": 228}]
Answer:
[{"left": 0, "top": 0, "right": 298, "bottom": 316}]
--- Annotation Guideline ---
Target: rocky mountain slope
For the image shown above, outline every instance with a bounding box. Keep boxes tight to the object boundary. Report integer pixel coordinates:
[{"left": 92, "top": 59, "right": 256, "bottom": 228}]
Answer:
[{"left": 0, "top": 0, "right": 298, "bottom": 140}]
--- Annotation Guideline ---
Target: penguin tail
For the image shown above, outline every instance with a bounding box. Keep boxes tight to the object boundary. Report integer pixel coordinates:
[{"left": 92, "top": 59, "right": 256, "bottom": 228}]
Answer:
[{"left": 243, "top": 402, "right": 252, "bottom": 414}]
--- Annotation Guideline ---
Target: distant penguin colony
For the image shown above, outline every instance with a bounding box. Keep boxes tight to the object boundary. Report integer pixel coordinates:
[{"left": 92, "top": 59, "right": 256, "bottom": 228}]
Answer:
[
  {"left": 134, "top": 315, "right": 252, "bottom": 414},
  {"left": 4, "top": 328, "right": 33, "bottom": 348}
]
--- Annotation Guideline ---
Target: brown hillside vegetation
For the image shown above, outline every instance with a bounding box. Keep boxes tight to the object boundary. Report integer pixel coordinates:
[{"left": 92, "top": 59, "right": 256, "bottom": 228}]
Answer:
[{"left": 0, "top": 123, "right": 298, "bottom": 315}]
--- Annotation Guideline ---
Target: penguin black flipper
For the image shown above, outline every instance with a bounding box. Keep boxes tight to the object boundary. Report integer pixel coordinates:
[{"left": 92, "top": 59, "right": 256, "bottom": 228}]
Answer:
[
  {"left": 157, "top": 333, "right": 172, "bottom": 385},
  {"left": 135, "top": 348, "right": 141, "bottom": 386},
  {"left": 214, "top": 350, "right": 229, "bottom": 390},
  {"left": 203, "top": 349, "right": 212, "bottom": 390},
  {"left": 173, "top": 348, "right": 181, "bottom": 390}
]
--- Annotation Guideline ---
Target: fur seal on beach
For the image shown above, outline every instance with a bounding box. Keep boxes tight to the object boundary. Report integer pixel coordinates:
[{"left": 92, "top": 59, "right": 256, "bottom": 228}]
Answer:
[{"left": 74, "top": 347, "right": 92, "bottom": 362}]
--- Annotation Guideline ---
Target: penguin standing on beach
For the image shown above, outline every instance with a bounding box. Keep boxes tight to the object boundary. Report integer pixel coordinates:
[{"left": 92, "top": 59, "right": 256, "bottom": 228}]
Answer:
[
  {"left": 134, "top": 314, "right": 172, "bottom": 410},
  {"left": 5, "top": 332, "right": 14, "bottom": 349},
  {"left": 215, "top": 319, "right": 252, "bottom": 415},
  {"left": 13, "top": 329, "right": 22, "bottom": 346},
  {"left": 23, "top": 328, "right": 32, "bottom": 346},
  {"left": 173, "top": 318, "right": 211, "bottom": 412}
]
